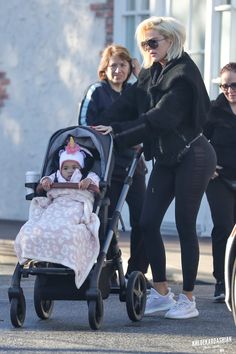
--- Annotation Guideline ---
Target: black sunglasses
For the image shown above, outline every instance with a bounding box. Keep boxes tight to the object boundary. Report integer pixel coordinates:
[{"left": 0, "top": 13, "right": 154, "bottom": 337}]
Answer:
[
  {"left": 140, "top": 38, "right": 165, "bottom": 51},
  {"left": 219, "top": 82, "right": 236, "bottom": 91}
]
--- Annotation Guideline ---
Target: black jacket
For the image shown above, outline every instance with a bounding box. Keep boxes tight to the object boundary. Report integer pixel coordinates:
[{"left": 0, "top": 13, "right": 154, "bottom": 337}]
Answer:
[
  {"left": 204, "top": 93, "right": 236, "bottom": 179},
  {"left": 78, "top": 80, "right": 146, "bottom": 180},
  {"left": 101, "top": 52, "right": 210, "bottom": 162},
  {"left": 79, "top": 80, "right": 125, "bottom": 126}
]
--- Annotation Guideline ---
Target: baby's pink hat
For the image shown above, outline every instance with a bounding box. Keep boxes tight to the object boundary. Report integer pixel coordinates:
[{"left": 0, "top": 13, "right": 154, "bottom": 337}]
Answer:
[{"left": 59, "top": 137, "right": 85, "bottom": 169}]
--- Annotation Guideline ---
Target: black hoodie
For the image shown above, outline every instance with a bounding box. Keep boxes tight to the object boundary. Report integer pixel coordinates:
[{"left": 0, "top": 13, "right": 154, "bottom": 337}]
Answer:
[
  {"left": 204, "top": 93, "right": 236, "bottom": 178},
  {"left": 100, "top": 52, "right": 210, "bottom": 163}
]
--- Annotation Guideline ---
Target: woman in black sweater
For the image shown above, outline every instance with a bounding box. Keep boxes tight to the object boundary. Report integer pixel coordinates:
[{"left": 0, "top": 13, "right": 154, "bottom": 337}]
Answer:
[
  {"left": 78, "top": 45, "right": 149, "bottom": 281},
  {"left": 205, "top": 63, "right": 236, "bottom": 303},
  {"left": 94, "top": 16, "right": 216, "bottom": 319}
]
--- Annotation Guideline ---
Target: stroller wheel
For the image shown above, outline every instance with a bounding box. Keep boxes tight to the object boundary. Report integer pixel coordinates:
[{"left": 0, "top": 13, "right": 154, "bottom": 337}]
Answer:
[
  {"left": 10, "top": 296, "right": 26, "bottom": 328},
  {"left": 88, "top": 291, "right": 103, "bottom": 330},
  {"left": 34, "top": 276, "right": 54, "bottom": 319},
  {"left": 126, "top": 271, "right": 147, "bottom": 322}
]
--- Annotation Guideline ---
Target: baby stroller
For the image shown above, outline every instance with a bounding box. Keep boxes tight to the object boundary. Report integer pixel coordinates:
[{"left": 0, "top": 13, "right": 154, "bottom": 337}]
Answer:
[{"left": 8, "top": 125, "right": 147, "bottom": 330}]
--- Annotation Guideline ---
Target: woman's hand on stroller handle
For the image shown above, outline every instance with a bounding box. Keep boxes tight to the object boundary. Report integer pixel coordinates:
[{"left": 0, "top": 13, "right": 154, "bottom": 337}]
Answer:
[{"left": 91, "top": 125, "right": 113, "bottom": 135}]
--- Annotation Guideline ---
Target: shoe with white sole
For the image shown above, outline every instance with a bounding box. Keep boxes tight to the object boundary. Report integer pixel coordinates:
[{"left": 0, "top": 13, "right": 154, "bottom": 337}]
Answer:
[
  {"left": 144, "top": 287, "right": 176, "bottom": 315},
  {"left": 165, "top": 293, "right": 199, "bottom": 319},
  {"left": 213, "top": 281, "right": 225, "bottom": 303}
]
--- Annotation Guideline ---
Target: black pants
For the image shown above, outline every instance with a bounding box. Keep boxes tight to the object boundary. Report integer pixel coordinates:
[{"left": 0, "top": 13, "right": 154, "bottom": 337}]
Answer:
[
  {"left": 206, "top": 177, "right": 236, "bottom": 282},
  {"left": 108, "top": 172, "right": 149, "bottom": 275},
  {"left": 140, "top": 136, "right": 216, "bottom": 291}
]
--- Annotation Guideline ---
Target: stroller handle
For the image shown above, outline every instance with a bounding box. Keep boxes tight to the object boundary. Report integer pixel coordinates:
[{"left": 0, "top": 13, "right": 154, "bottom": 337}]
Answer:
[{"left": 51, "top": 182, "right": 100, "bottom": 194}]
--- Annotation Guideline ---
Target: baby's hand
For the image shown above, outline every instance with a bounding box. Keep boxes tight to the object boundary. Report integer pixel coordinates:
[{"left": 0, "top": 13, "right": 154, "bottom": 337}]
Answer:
[
  {"left": 78, "top": 178, "right": 92, "bottom": 190},
  {"left": 41, "top": 178, "right": 52, "bottom": 191}
]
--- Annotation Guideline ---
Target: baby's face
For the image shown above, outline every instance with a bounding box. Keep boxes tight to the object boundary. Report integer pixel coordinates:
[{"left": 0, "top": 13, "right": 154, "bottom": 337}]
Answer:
[{"left": 61, "top": 161, "right": 80, "bottom": 181}]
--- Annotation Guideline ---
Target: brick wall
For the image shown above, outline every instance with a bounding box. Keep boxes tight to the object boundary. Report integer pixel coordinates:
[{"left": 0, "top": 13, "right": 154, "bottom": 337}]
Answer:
[{"left": 90, "top": 0, "right": 114, "bottom": 45}]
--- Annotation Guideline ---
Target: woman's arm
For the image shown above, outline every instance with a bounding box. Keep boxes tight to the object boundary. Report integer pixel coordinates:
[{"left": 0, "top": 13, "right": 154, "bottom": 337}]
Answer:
[
  {"left": 106, "top": 80, "right": 193, "bottom": 133},
  {"left": 94, "top": 80, "right": 194, "bottom": 147},
  {"left": 94, "top": 119, "right": 148, "bottom": 148},
  {"left": 78, "top": 83, "right": 104, "bottom": 126},
  {"left": 144, "top": 80, "right": 193, "bottom": 131}
]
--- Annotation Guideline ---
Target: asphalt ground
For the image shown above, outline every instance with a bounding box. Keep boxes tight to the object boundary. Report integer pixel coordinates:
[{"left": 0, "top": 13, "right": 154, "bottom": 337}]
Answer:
[
  {"left": 0, "top": 220, "right": 235, "bottom": 353},
  {"left": 0, "top": 219, "right": 214, "bottom": 284}
]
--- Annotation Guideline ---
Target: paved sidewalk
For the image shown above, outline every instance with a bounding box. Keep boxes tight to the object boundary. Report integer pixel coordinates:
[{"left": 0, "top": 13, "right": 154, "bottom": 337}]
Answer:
[
  {"left": 1, "top": 220, "right": 236, "bottom": 354},
  {"left": 0, "top": 219, "right": 214, "bottom": 284},
  {"left": 119, "top": 232, "right": 214, "bottom": 285}
]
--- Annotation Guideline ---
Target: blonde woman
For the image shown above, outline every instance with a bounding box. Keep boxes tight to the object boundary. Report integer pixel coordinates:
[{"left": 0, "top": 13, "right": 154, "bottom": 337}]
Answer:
[{"left": 94, "top": 17, "right": 216, "bottom": 319}]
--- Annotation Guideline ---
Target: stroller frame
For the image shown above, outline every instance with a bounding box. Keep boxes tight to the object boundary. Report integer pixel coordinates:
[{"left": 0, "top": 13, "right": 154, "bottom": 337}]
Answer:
[{"left": 8, "top": 126, "right": 147, "bottom": 330}]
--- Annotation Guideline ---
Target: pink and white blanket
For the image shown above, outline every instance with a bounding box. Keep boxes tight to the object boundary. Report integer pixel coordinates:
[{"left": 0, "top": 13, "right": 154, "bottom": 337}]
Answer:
[{"left": 14, "top": 188, "right": 100, "bottom": 289}]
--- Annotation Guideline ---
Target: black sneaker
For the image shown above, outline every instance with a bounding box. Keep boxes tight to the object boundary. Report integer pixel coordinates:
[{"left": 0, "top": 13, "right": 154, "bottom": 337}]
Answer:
[{"left": 213, "top": 281, "right": 225, "bottom": 303}]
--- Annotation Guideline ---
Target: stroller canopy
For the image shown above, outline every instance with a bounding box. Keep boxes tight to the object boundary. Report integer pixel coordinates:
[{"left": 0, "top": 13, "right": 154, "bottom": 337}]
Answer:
[{"left": 41, "top": 126, "right": 113, "bottom": 182}]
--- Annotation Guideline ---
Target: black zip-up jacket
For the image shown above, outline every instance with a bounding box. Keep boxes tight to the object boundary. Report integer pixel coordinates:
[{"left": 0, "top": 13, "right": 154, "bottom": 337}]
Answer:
[
  {"left": 204, "top": 93, "right": 236, "bottom": 179},
  {"left": 78, "top": 80, "right": 146, "bottom": 180},
  {"left": 79, "top": 80, "right": 125, "bottom": 126},
  {"left": 100, "top": 52, "right": 210, "bottom": 163}
]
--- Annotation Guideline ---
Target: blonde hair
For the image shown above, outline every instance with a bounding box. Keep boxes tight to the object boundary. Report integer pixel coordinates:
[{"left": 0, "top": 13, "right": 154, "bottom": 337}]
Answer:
[
  {"left": 135, "top": 16, "right": 186, "bottom": 68},
  {"left": 98, "top": 44, "right": 132, "bottom": 82}
]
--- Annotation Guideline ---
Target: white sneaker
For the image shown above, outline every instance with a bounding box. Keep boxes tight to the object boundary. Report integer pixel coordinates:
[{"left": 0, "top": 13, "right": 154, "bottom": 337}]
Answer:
[
  {"left": 144, "top": 287, "right": 176, "bottom": 315},
  {"left": 165, "top": 293, "right": 199, "bottom": 319}
]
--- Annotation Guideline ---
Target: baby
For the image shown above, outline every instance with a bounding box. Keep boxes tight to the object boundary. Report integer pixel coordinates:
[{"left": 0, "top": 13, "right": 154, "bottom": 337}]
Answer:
[
  {"left": 40, "top": 137, "right": 100, "bottom": 192},
  {"left": 15, "top": 137, "right": 100, "bottom": 289}
]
